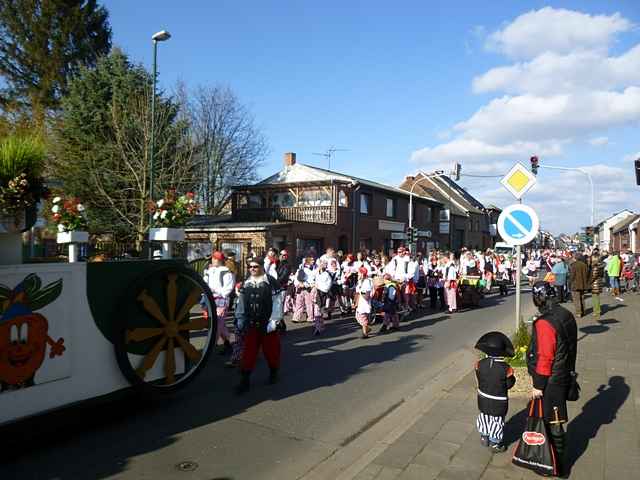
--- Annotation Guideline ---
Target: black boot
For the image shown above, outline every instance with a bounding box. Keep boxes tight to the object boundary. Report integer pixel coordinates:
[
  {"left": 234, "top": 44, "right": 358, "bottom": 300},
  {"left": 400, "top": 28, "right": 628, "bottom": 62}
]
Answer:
[
  {"left": 234, "top": 370, "right": 251, "bottom": 395},
  {"left": 549, "top": 423, "right": 568, "bottom": 478},
  {"left": 268, "top": 368, "right": 279, "bottom": 385}
]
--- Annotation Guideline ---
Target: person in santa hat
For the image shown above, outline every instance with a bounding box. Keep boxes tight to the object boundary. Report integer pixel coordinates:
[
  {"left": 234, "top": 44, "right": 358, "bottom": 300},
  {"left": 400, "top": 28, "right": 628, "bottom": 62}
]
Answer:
[{"left": 203, "top": 251, "right": 236, "bottom": 354}]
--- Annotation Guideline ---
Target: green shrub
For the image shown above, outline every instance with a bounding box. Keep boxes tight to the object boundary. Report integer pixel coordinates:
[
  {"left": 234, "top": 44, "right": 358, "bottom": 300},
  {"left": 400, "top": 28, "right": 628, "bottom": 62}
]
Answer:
[
  {"left": 508, "top": 321, "right": 531, "bottom": 367},
  {"left": 0, "top": 135, "right": 46, "bottom": 183}
]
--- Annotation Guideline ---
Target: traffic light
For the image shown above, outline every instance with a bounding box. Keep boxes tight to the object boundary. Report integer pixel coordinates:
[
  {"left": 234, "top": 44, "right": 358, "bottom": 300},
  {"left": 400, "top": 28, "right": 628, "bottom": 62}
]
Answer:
[
  {"left": 407, "top": 227, "right": 415, "bottom": 243},
  {"left": 635, "top": 159, "right": 640, "bottom": 185},
  {"left": 530, "top": 156, "right": 539, "bottom": 175}
]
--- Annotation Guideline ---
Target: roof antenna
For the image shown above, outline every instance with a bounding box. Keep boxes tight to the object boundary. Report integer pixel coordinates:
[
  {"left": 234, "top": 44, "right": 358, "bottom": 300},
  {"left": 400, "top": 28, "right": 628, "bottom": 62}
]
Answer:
[{"left": 312, "top": 146, "right": 349, "bottom": 170}]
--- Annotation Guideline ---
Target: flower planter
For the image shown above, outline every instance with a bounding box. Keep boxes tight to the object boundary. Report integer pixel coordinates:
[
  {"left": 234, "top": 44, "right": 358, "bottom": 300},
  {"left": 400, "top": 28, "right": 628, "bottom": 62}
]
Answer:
[
  {"left": 149, "top": 227, "right": 185, "bottom": 259},
  {"left": 149, "top": 227, "right": 185, "bottom": 242},
  {"left": 57, "top": 231, "right": 89, "bottom": 263},
  {"left": 57, "top": 231, "right": 90, "bottom": 244}
]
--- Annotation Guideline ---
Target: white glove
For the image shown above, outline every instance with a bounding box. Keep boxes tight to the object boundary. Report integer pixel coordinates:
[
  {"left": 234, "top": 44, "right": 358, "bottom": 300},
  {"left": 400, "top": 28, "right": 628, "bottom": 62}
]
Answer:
[{"left": 266, "top": 319, "right": 278, "bottom": 333}]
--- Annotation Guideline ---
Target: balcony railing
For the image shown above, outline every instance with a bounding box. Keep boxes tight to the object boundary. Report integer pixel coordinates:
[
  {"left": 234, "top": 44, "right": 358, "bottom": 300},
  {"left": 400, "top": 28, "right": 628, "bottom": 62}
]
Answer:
[{"left": 235, "top": 205, "right": 335, "bottom": 224}]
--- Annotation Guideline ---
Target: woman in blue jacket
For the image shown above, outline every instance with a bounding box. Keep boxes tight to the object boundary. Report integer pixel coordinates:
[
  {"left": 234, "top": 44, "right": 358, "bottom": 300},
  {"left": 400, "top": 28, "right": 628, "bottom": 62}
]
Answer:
[{"left": 552, "top": 257, "right": 568, "bottom": 302}]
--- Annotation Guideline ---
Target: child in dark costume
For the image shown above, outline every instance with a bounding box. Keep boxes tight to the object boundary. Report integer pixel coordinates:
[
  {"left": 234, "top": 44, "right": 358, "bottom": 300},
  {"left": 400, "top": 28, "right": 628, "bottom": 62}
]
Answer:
[{"left": 474, "top": 331, "right": 516, "bottom": 452}]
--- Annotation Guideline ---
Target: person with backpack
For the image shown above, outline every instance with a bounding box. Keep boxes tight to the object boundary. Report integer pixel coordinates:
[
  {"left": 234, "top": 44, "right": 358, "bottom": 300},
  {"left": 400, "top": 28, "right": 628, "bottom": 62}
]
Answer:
[{"left": 203, "top": 251, "right": 235, "bottom": 355}]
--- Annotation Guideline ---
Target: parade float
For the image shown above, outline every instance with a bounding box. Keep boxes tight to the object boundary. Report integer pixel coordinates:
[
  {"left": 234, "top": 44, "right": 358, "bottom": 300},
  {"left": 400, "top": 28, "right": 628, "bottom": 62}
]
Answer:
[{"left": 0, "top": 155, "right": 216, "bottom": 426}]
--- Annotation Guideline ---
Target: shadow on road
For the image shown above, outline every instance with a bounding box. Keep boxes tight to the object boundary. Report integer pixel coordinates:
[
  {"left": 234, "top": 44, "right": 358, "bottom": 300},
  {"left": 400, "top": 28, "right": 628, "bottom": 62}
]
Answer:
[
  {"left": 0, "top": 311, "right": 441, "bottom": 479},
  {"left": 566, "top": 376, "right": 630, "bottom": 474}
]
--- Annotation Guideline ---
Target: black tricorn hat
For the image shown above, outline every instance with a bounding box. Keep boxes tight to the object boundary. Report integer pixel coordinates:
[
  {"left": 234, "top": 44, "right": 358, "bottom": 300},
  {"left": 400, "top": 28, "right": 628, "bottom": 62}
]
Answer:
[{"left": 475, "top": 331, "right": 515, "bottom": 357}]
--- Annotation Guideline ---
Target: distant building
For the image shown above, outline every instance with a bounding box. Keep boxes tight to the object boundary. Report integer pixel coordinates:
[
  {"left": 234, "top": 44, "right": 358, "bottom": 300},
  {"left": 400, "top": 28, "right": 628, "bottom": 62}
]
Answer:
[
  {"left": 594, "top": 209, "right": 635, "bottom": 252},
  {"left": 186, "top": 152, "right": 443, "bottom": 266},
  {"left": 611, "top": 214, "right": 640, "bottom": 253},
  {"left": 399, "top": 173, "right": 491, "bottom": 251}
]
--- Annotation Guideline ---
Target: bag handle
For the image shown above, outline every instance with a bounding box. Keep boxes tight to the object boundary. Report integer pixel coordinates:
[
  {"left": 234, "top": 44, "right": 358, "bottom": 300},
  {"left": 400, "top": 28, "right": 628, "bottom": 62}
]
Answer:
[{"left": 528, "top": 398, "right": 544, "bottom": 418}]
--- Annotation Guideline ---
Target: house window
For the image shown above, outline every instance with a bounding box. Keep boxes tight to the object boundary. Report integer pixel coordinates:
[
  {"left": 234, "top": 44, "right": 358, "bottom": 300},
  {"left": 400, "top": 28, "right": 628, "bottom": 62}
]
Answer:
[
  {"left": 237, "top": 193, "right": 265, "bottom": 208},
  {"left": 385, "top": 198, "right": 395, "bottom": 218},
  {"left": 248, "top": 194, "right": 265, "bottom": 208},
  {"left": 425, "top": 207, "right": 433, "bottom": 223},
  {"left": 440, "top": 209, "right": 450, "bottom": 221},
  {"left": 338, "top": 189, "right": 349, "bottom": 207},
  {"left": 298, "top": 188, "right": 331, "bottom": 206},
  {"left": 360, "top": 193, "right": 371, "bottom": 215},
  {"left": 272, "top": 191, "right": 295, "bottom": 207}
]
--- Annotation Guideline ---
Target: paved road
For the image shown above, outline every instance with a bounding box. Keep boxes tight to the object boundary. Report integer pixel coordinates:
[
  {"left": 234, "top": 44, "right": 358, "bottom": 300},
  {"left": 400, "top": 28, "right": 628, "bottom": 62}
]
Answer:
[{"left": 1, "top": 291, "right": 535, "bottom": 480}]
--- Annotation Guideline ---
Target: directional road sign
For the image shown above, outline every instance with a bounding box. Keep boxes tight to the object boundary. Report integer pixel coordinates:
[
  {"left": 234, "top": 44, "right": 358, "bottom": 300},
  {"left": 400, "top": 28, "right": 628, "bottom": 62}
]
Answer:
[
  {"left": 497, "top": 204, "right": 540, "bottom": 246},
  {"left": 500, "top": 162, "right": 537, "bottom": 199}
]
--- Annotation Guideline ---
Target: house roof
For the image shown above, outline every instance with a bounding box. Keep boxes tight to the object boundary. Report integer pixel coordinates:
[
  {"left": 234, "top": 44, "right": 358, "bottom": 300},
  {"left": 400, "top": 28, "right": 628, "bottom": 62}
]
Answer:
[
  {"left": 595, "top": 209, "right": 635, "bottom": 227},
  {"left": 186, "top": 215, "right": 292, "bottom": 232},
  {"left": 611, "top": 214, "right": 640, "bottom": 234},
  {"left": 399, "top": 177, "right": 467, "bottom": 217},
  {"left": 258, "top": 162, "right": 440, "bottom": 204},
  {"left": 399, "top": 173, "right": 485, "bottom": 216}
]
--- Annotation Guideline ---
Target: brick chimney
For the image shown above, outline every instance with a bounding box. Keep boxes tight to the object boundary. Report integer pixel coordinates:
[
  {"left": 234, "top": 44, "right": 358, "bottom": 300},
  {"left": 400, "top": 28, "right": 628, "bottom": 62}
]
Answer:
[{"left": 284, "top": 152, "right": 296, "bottom": 166}]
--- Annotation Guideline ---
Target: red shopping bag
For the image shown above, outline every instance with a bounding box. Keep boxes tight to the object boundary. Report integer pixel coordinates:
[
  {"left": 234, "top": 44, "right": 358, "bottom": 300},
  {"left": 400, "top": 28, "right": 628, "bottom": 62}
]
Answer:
[{"left": 512, "top": 399, "right": 558, "bottom": 476}]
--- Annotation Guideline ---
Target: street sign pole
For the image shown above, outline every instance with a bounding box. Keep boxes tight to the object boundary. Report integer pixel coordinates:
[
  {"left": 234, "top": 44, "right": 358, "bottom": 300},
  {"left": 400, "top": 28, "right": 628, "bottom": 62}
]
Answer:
[{"left": 515, "top": 244, "right": 522, "bottom": 330}]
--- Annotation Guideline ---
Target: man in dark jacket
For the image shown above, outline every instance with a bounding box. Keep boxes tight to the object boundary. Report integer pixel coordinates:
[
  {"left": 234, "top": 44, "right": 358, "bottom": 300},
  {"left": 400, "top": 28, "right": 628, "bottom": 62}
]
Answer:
[
  {"left": 234, "top": 258, "right": 283, "bottom": 394},
  {"left": 527, "top": 281, "right": 578, "bottom": 478},
  {"left": 568, "top": 254, "right": 589, "bottom": 317},
  {"left": 275, "top": 250, "right": 291, "bottom": 332}
]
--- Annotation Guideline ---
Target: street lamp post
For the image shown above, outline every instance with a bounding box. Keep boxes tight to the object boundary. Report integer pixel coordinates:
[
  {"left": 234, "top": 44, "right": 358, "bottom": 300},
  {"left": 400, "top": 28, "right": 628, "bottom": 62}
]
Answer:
[
  {"left": 408, "top": 170, "right": 449, "bottom": 253},
  {"left": 539, "top": 164, "right": 595, "bottom": 240},
  {"left": 149, "top": 30, "right": 171, "bottom": 210}
]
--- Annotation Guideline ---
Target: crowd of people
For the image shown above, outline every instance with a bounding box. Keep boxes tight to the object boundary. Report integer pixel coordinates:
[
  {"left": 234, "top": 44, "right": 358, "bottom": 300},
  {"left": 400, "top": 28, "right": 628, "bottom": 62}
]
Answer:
[{"left": 200, "top": 244, "right": 638, "bottom": 395}]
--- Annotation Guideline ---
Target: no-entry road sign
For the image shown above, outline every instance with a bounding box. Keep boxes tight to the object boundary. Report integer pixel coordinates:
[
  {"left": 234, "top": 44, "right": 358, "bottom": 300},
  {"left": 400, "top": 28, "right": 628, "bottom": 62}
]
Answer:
[{"left": 497, "top": 204, "right": 540, "bottom": 246}]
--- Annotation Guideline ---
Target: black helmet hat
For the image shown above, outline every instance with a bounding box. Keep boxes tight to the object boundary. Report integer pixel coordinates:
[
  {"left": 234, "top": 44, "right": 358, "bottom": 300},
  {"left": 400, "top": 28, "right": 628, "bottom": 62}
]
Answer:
[
  {"left": 532, "top": 280, "right": 557, "bottom": 313},
  {"left": 475, "top": 331, "right": 515, "bottom": 358}
]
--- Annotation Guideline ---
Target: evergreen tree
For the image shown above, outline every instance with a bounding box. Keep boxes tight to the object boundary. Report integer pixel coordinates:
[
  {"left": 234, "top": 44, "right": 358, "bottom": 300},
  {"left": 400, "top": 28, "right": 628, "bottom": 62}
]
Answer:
[
  {"left": 0, "top": 0, "right": 111, "bottom": 124},
  {"left": 52, "top": 49, "right": 198, "bottom": 242}
]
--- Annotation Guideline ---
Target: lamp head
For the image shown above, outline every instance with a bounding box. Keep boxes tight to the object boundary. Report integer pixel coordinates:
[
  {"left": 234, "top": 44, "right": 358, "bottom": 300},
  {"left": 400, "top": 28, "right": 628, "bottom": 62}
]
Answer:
[{"left": 152, "top": 30, "right": 171, "bottom": 42}]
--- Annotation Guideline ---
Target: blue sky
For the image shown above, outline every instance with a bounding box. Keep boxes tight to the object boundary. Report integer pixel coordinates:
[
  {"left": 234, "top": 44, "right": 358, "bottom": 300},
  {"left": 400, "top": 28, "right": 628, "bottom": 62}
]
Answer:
[{"left": 104, "top": 1, "right": 640, "bottom": 234}]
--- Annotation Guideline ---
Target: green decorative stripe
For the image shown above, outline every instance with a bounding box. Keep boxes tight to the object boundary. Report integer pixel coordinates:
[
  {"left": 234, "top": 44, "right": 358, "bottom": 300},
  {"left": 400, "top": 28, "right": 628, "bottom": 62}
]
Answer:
[{"left": 87, "top": 260, "right": 186, "bottom": 346}]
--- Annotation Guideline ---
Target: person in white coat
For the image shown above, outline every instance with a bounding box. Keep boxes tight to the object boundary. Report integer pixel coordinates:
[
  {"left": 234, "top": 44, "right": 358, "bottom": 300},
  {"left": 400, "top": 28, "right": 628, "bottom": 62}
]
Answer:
[
  {"left": 204, "top": 251, "right": 236, "bottom": 354},
  {"left": 445, "top": 254, "right": 459, "bottom": 313}
]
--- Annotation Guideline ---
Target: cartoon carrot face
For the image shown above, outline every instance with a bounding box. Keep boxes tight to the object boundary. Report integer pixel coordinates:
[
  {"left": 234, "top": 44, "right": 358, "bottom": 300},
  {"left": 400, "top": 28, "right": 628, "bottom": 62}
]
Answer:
[{"left": 0, "top": 274, "right": 64, "bottom": 389}]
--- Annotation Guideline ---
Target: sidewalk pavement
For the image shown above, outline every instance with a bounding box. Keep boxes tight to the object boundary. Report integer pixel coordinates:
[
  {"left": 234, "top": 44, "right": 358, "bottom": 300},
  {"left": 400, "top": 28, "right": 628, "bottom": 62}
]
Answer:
[{"left": 349, "top": 293, "right": 640, "bottom": 480}]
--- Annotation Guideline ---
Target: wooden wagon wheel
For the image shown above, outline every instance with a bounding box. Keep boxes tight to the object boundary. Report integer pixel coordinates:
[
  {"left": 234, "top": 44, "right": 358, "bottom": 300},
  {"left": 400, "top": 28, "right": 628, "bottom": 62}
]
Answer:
[{"left": 114, "top": 265, "right": 217, "bottom": 394}]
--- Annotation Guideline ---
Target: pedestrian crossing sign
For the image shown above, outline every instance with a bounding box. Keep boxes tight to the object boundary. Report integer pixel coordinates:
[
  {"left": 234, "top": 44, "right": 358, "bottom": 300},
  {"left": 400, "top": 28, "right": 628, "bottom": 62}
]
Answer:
[{"left": 500, "top": 162, "right": 537, "bottom": 199}]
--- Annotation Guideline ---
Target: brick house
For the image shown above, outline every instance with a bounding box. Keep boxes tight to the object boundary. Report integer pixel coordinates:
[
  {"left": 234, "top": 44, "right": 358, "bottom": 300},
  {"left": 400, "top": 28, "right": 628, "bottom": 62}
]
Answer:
[
  {"left": 399, "top": 173, "right": 492, "bottom": 251},
  {"left": 186, "top": 153, "right": 443, "bottom": 265},
  {"left": 594, "top": 209, "right": 635, "bottom": 252},
  {"left": 611, "top": 214, "right": 640, "bottom": 253}
]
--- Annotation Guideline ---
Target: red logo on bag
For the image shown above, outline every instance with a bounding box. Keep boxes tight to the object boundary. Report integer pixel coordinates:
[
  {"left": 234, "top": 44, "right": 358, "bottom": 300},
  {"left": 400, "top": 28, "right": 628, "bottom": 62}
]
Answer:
[{"left": 522, "top": 431, "right": 546, "bottom": 446}]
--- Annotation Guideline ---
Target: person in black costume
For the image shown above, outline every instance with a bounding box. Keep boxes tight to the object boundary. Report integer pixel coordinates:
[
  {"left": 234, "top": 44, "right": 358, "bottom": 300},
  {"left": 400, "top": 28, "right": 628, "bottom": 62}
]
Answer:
[{"left": 527, "top": 281, "right": 578, "bottom": 478}]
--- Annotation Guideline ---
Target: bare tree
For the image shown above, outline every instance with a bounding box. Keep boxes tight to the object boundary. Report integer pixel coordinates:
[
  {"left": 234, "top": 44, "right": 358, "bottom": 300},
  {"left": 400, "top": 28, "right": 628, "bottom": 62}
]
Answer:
[
  {"left": 89, "top": 87, "right": 198, "bottom": 244},
  {"left": 187, "top": 86, "right": 267, "bottom": 215}
]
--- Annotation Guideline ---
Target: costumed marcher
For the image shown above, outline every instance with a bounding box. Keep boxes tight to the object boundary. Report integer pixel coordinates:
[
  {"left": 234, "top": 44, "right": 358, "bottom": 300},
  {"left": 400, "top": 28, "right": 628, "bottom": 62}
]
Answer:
[
  {"left": 313, "top": 260, "right": 333, "bottom": 335},
  {"left": 378, "top": 274, "right": 400, "bottom": 333},
  {"left": 445, "top": 254, "right": 459, "bottom": 313},
  {"left": 483, "top": 250, "right": 495, "bottom": 293},
  {"left": 234, "top": 258, "right": 284, "bottom": 394},
  {"left": 426, "top": 256, "right": 446, "bottom": 310},
  {"left": 355, "top": 267, "right": 373, "bottom": 338},
  {"left": 292, "top": 257, "right": 316, "bottom": 323},
  {"left": 526, "top": 281, "right": 578, "bottom": 478},
  {"left": 274, "top": 250, "right": 291, "bottom": 333},
  {"left": 203, "top": 251, "right": 235, "bottom": 354},
  {"left": 496, "top": 256, "right": 510, "bottom": 296},
  {"left": 474, "top": 331, "right": 516, "bottom": 452}
]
